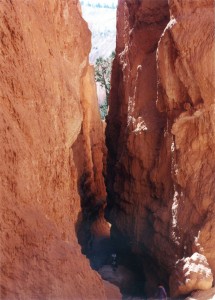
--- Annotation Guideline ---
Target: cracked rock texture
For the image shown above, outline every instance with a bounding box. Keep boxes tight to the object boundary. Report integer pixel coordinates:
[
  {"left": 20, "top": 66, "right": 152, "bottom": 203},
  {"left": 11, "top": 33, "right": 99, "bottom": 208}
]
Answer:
[
  {"left": 106, "top": 0, "right": 215, "bottom": 297},
  {"left": 0, "top": 1, "right": 120, "bottom": 299},
  {"left": 169, "top": 252, "right": 213, "bottom": 297}
]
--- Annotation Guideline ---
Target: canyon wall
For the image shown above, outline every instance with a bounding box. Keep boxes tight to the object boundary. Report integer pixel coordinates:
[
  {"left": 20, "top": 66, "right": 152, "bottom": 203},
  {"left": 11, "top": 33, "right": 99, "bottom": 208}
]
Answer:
[
  {"left": 106, "top": 0, "right": 215, "bottom": 297},
  {"left": 0, "top": 0, "right": 119, "bottom": 299}
]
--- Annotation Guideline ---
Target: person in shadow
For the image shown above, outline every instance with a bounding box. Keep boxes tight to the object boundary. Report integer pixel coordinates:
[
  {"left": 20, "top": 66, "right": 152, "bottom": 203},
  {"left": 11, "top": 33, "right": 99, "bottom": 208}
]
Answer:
[
  {"left": 111, "top": 253, "right": 118, "bottom": 272},
  {"left": 154, "top": 284, "right": 167, "bottom": 300}
]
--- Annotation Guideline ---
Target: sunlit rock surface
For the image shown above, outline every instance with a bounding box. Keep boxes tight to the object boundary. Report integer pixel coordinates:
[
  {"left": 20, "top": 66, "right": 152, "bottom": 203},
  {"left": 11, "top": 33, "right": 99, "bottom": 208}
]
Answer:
[
  {"left": 157, "top": 0, "right": 215, "bottom": 280},
  {"left": 185, "top": 287, "right": 215, "bottom": 300},
  {"left": 169, "top": 253, "right": 213, "bottom": 297},
  {"left": 0, "top": 1, "right": 119, "bottom": 299},
  {"left": 106, "top": 0, "right": 215, "bottom": 297}
]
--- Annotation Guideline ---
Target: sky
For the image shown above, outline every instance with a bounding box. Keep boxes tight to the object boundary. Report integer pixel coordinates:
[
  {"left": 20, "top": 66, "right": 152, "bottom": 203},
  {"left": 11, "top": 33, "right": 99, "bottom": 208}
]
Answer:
[
  {"left": 81, "top": 0, "right": 117, "bottom": 105},
  {"left": 81, "top": 0, "right": 118, "bottom": 6},
  {"left": 81, "top": 0, "right": 117, "bottom": 63}
]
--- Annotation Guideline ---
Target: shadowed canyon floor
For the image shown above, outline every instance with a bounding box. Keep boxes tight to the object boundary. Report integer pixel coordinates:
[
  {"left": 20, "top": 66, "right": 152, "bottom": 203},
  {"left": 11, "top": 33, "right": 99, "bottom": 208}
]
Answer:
[{"left": 78, "top": 221, "right": 146, "bottom": 299}]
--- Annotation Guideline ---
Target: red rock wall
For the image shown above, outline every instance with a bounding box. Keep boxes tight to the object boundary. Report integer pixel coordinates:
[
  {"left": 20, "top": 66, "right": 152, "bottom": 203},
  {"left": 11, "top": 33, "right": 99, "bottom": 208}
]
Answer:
[
  {"left": 0, "top": 0, "right": 111, "bottom": 299},
  {"left": 106, "top": 0, "right": 215, "bottom": 296},
  {"left": 106, "top": 0, "right": 170, "bottom": 266},
  {"left": 157, "top": 0, "right": 215, "bottom": 295}
]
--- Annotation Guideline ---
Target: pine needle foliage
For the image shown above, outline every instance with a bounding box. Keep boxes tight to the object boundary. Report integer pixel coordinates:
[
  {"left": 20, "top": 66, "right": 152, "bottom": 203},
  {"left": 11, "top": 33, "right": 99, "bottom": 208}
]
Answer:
[{"left": 95, "top": 51, "right": 115, "bottom": 119}]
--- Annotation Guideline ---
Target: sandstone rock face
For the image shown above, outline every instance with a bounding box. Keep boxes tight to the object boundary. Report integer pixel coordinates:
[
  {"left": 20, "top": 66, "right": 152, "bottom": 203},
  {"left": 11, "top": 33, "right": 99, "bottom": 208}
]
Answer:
[
  {"left": 169, "top": 253, "right": 213, "bottom": 297},
  {"left": 103, "top": 280, "right": 122, "bottom": 300},
  {"left": 0, "top": 0, "right": 113, "bottom": 299},
  {"left": 106, "top": 0, "right": 170, "bottom": 287},
  {"left": 106, "top": 0, "right": 215, "bottom": 297},
  {"left": 157, "top": 0, "right": 215, "bottom": 294},
  {"left": 185, "top": 287, "right": 215, "bottom": 300}
]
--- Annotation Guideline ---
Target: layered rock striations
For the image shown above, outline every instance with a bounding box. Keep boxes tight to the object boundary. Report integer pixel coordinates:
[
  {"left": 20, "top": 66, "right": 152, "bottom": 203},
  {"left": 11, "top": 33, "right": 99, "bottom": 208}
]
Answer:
[
  {"left": 0, "top": 0, "right": 118, "bottom": 299},
  {"left": 106, "top": 0, "right": 215, "bottom": 297},
  {"left": 106, "top": 0, "right": 170, "bottom": 287},
  {"left": 157, "top": 0, "right": 215, "bottom": 295}
]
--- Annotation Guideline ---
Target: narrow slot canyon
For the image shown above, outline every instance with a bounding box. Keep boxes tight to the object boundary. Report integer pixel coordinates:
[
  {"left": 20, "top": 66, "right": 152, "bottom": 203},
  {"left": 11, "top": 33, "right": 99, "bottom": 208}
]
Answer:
[{"left": 0, "top": 1, "right": 214, "bottom": 300}]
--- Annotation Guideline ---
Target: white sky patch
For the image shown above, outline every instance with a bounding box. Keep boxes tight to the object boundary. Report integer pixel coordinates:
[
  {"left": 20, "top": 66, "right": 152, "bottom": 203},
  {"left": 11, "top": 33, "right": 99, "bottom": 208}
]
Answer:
[
  {"left": 80, "top": 0, "right": 117, "bottom": 63},
  {"left": 80, "top": 0, "right": 117, "bottom": 105},
  {"left": 81, "top": 0, "right": 117, "bottom": 6}
]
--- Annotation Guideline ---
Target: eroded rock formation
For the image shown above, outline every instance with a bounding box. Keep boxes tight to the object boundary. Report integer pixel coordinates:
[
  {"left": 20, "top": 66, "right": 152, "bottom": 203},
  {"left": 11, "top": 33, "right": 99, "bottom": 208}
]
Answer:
[
  {"left": 169, "top": 253, "right": 213, "bottom": 297},
  {"left": 106, "top": 0, "right": 215, "bottom": 297},
  {"left": 0, "top": 0, "right": 120, "bottom": 299},
  {"left": 106, "top": 0, "right": 171, "bottom": 292}
]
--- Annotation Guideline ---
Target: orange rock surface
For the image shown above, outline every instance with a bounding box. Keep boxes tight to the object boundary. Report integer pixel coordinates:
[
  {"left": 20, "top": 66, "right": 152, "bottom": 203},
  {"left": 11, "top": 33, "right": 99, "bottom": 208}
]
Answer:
[
  {"left": 106, "top": 0, "right": 215, "bottom": 297},
  {"left": 0, "top": 0, "right": 119, "bottom": 299},
  {"left": 106, "top": 0, "right": 170, "bottom": 288},
  {"left": 185, "top": 287, "right": 215, "bottom": 300},
  {"left": 157, "top": 0, "right": 215, "bottom": 294}
]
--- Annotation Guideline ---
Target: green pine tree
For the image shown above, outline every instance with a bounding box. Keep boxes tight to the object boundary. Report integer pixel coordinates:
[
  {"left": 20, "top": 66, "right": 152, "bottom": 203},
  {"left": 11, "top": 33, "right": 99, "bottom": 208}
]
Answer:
[{"left": 94, "top": 52, "right": 115, "bottom": 119}]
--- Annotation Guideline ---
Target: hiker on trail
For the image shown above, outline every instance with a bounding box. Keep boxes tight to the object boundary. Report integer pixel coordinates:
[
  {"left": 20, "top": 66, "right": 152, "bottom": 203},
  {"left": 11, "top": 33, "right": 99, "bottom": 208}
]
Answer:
[
  {"left": 154, "top": 284, "right": 167, "bottom": 300},
  {"left": 111, "top": 253, "right": 118, "bottom": 271}
]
